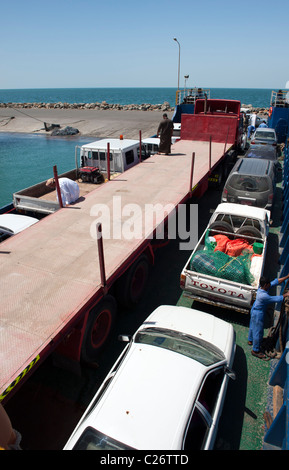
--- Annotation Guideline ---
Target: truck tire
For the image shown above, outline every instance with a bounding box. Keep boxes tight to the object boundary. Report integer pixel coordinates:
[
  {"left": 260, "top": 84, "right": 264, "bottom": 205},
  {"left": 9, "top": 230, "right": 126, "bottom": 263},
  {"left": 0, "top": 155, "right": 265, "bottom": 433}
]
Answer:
[
  {"left": 115, "top": 254, "right": 149, "bottom": 308},
  {"left": 81, "top": 295, "right": 117, "bottom": 364},
  {"left": 236, "top": 225, "right": 262, "bottom": 239},
  {"left": 209, "top": 221, "right": 234, "bottom": 234}
]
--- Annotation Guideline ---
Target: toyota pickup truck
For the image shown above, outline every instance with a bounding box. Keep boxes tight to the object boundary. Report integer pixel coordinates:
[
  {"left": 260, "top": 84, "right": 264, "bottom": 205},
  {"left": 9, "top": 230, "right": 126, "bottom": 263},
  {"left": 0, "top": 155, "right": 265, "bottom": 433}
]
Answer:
[{"left": 180, "top": 203, "right": 270, "bottom": 313}]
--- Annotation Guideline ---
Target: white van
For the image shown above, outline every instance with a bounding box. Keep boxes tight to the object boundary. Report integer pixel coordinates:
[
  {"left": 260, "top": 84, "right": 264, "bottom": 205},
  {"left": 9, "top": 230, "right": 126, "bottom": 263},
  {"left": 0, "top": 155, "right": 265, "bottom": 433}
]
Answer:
[
  {"left": 79, "top": 138, "right": 142, "bottom": 174},
  {"left": 79, "top": 137, "right": 179, "bottom": 175}
]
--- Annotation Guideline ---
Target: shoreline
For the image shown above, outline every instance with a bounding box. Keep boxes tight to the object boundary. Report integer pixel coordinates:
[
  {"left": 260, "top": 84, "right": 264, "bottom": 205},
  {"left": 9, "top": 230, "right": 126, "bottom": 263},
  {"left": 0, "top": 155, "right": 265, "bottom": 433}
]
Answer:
[
  {"left": 0, "top": 107, "right": 170, "bottom": 139},
  {"left": 0, "top": 104, "right": 269, "bottom": 139}
]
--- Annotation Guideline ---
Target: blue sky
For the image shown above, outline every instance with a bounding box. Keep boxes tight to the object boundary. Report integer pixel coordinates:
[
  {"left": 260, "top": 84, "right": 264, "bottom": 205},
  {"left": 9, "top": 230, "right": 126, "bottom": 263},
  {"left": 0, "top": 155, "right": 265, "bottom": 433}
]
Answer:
[{"left": 1, "top": 0, "right": 289, "bottom": 89}]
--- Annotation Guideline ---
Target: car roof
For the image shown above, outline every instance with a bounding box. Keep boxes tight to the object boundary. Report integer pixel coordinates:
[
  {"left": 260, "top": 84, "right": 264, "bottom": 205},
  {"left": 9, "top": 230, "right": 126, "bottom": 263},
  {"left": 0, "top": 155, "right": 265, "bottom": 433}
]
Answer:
[
  {"left": 84, "top": 343, "right": 206, "bottom": 449},
  {"left": 67, "top": 306, "right": 233, "bottom": 450},
  {"left": 234, "top": 157, "right": 272, "bottom": 176},
  {"left": 82, "top": 138, "right": 139, "bottom": 151},
  {"left": 142, "top": 137, "right": 160, "bottom": 144},
  {"left": 254, "top": 127, "right": 276, "bottom": 135},
  {"left": 215, "top": 202, "right": 270, "bottom": 221},
  {"left": 0, "top": 214, "right": 38, "bottom": 235},
  {"left": 143, "top": 305, "right": 232, "bottom": 353},
  {"left": 245, "top": 145, "right": 277, "bottom": 160}
]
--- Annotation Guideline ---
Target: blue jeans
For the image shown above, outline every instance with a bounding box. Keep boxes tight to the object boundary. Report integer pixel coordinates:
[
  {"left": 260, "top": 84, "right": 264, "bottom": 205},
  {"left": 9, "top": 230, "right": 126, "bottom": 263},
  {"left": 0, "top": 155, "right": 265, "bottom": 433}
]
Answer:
[
  {"left": 247, "top": 125, "right": 255, "bottom": 139},
  {"left": 248, "top": 309, "right": 265, "bottom": 352}
]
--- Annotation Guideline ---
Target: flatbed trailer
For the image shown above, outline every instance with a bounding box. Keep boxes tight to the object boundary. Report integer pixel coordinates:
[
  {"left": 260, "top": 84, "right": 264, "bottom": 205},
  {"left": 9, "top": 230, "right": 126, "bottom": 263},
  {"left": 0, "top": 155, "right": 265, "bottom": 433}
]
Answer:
[{"left": 0, "top": 104, "right": 240, "bottom": 404}]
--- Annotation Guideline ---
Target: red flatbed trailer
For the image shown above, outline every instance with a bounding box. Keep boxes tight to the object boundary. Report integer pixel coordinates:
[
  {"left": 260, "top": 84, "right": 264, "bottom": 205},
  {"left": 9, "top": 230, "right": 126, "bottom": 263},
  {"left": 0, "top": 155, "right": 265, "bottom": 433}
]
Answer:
[{"left": 0, "top": 102, "right": 241, "bottom": 403}]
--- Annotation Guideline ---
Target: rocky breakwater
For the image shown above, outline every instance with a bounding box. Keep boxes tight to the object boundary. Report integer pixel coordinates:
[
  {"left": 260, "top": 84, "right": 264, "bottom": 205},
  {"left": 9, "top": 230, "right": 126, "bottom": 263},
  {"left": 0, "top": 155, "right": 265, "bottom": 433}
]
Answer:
[
  {"left": 0, "top": 101, "right": 174, "bottom": 112},
  {"left": 0, "top": 100, "right": 270, "bottom": 116},
  {"left": 241, "top": 103, "right": 270, "bottom": 116}
]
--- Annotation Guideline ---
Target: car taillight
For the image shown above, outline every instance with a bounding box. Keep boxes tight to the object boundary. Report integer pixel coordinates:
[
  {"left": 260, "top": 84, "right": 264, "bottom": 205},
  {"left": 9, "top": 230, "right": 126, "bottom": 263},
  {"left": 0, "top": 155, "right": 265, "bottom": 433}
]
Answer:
[
  {"left": 251, "top": 140, "right": 255, "bottom": 144},
  {"left": 222, "top": 188, "right": 228, "bottom": 201},
  {"left": 180, "top": 274, "right": 186, "bottom": 288},
  {"left": 269, "top": 193, "right": 273, "bottom": 201}
]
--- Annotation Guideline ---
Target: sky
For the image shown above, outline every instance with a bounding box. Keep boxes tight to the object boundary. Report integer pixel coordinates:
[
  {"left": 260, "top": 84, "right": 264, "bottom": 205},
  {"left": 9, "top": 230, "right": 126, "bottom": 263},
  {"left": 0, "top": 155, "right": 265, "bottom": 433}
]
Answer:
[{"left": 1, "top": 0, "right": 289, "bottom": 90}]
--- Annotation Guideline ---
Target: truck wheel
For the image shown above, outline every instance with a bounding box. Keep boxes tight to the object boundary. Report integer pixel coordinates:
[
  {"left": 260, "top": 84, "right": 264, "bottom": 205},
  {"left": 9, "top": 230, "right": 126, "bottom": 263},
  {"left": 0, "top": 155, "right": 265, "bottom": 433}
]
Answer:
[
  {"left": 209, "top": 221, "right": 234, "bottom": 234},
  {"left": 236, "top": 226, "right": 262, "bottom": 240},
  {"left": 115, "top": 254, "right": 149, "bottom": 308},
  {"left": 81, "top": 295, "right": 117, "bottom": 363}
]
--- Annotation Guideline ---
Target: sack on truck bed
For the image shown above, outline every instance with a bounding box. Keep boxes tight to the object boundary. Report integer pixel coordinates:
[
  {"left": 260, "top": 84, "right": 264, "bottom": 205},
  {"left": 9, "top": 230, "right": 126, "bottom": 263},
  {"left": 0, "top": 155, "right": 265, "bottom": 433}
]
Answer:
[
  {"left": 189, "top": 250, "right": 255, "bottom": 286},
  {"left": 207, "top": 232, "right": 253, "bottom": 257},
  {"left": 225, "top": 238, "right": 253, "bottom": 257}
]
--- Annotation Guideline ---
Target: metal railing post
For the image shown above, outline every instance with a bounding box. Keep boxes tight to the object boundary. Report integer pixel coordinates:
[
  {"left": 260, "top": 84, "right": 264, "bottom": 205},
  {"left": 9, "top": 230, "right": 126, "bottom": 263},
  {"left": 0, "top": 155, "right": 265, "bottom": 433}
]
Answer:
[
  {"left": 209, "top": 136, "right": 212, "bottom": 173},
  {"left": 53, "top": 165, "right": 63, "bottom": 208},
  {"left": 96, "top": 223, "right": 107, "bottom": 292},
  {"left": 139, "top": 130, "right": 142, "bottom": 163},
  {"left": 190, "top": 152, "right": 195, "bottom": 195},
  {"left": 107, "top": 142, "right": 110, "bottom": 181}
]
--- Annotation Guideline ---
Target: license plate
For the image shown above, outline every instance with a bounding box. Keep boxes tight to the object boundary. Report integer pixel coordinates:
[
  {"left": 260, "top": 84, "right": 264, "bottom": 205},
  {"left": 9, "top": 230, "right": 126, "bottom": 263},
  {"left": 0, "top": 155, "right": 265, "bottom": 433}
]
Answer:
[{"left": 240, "top": 200, "right": 252, "bottom": 205}]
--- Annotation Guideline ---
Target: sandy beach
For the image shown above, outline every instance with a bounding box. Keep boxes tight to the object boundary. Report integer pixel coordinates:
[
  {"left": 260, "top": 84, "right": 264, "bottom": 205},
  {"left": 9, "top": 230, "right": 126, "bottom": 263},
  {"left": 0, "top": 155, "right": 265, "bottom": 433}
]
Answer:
[{"left": 0, "top": 107, "right": 167, "bottom": 139}]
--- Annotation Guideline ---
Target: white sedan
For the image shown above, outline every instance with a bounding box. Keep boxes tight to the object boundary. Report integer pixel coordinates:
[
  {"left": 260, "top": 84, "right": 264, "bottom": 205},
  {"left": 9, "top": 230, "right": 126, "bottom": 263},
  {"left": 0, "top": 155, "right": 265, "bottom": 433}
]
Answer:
[
  {"left": 64, "top": 305, "right": 236, "bottom": 450},
  {"left": 0, "top": 213, "right": 38, "bottom": 242}
]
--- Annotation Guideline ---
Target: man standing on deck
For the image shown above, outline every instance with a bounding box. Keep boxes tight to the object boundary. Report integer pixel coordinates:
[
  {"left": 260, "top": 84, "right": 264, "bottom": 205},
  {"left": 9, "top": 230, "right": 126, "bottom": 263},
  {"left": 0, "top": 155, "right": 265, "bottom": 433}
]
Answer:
[
  {"left": 157, "top": 113, "right": 174, "bottom": 155},
  {"left": 248, "top": 274, "right": 289, "bottom": 359}
]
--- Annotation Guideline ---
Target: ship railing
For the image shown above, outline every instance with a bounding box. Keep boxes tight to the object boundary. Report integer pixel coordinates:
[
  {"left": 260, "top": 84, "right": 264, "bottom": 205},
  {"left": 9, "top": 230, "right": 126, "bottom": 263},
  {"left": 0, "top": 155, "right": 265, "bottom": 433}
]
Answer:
[
  {"left": 263, "top": 140, "right": 289, "bottom": 450},
  {"left": 175, "top": 88, "right": 210, "bottom": 106},
  {"left": 270, "top": 90, "right": 289, "bottom": 108}
]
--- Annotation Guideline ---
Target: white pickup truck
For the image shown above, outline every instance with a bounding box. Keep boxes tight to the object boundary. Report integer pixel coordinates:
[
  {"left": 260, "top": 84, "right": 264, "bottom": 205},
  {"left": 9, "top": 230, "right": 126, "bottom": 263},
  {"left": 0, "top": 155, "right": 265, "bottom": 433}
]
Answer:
[{"left": 180, "top": 203, "right": 270, "bottom": 313}]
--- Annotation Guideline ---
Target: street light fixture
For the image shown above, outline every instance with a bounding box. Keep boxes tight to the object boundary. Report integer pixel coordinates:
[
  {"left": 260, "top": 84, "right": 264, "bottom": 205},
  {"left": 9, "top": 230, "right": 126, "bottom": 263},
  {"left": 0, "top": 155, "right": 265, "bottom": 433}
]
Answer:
[
  {"left": 173, "top": 38, "right": 180, "bottom": 90},
  {"left": 184, "top": 74, "right": 189, "bottom": 92}
]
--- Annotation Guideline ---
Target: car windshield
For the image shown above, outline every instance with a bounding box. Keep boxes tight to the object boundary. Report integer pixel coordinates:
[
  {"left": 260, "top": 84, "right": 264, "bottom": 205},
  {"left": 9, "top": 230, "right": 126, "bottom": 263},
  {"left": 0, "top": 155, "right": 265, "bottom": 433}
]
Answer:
[
  {"left": 72, "top": 427, "right": 134, "bottom": 450},
  {"left": 135, "top": 327, "right": 225, "bottom": 366},
  {"left": 228, "top": 175, "right": 269, "bottom": 192},
  {"left": 254, "top": 131, "right": 275, "bottom": 140}
]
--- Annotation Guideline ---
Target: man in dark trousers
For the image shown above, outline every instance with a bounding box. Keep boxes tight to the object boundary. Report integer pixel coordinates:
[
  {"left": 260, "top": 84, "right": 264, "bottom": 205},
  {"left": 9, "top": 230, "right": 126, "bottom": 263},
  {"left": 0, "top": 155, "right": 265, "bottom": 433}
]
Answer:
[
  {"left": 157, "top": 113, "right": 174, "bottom": 155},
  {"left": 248, "top": 273, "right": 289, "bottom": 359}
]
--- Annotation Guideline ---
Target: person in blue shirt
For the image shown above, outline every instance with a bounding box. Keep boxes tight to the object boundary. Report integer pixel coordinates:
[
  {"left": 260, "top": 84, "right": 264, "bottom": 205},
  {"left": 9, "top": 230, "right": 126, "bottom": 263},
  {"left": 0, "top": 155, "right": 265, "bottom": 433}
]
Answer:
[
  {"left": 248, "top": 274, "right": 289, "bottom": 359},
  {"left": 258, "top": 121, "right": 268, "bottom": 128}
]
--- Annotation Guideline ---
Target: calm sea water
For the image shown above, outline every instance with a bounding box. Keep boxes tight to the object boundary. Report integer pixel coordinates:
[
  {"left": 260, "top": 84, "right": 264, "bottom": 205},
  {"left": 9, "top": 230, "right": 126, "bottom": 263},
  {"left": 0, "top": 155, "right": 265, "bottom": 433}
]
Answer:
[
  {"left": 0, "top": 87, "right": 274, "bottom": 108},
  {"left": 0, "top": 133, "right": 95, "bottom": 208},
  {"left": 0, "top": 87, "right": 276, "bottom": 208}
]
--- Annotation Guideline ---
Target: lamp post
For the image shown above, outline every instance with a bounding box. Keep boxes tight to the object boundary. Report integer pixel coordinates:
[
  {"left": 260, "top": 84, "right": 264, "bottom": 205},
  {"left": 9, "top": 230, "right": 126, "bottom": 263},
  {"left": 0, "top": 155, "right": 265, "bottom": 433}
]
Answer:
[
  {"left": 173, "top": 38, "right": 180, "bottom": 91},
  {"left": 184, "top": 74, "right": 189, "bottom": 93}
]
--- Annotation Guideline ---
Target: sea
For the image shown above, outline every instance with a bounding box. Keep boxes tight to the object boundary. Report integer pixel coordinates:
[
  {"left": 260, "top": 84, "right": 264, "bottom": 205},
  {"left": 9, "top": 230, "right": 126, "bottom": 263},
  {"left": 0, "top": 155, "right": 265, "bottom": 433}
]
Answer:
[{"left": 0, "top": 87, "right": 276, "bottom": 208}]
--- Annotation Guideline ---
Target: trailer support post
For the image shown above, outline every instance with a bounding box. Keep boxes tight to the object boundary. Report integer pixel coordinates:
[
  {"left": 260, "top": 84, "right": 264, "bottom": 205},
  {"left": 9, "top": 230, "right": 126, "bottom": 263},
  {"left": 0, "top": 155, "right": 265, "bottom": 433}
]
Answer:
[
  {"left": 190, "top": 152, "right": 195, "bottom": 196},
  {"left": 53, "top": 165, "right": 63, "bottom": 208},
  {"left": 107, "top": 142, "right": 110, "bottom": 181},
  {"left": 139, "top": 131, "right": 142, "bottom": 163},
  {"left": 96, "top": 223, "right": 107, "bottom": 294}
]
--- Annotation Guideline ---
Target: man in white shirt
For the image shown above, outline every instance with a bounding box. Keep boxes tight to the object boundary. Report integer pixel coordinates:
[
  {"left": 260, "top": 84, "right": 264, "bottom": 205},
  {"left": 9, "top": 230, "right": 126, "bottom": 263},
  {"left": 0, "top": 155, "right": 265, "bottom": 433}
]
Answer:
[
  {"left": 46, "top": 177, "right": 80, "bottom": 206},
  {"left": 247, "top": 113, "right": 257, "bottom": 139}
]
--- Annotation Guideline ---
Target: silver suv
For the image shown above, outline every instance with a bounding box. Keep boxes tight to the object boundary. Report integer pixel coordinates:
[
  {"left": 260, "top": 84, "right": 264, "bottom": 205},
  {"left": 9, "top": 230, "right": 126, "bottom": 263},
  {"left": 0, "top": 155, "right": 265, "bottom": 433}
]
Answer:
[
  {"left": 221, "top": 157, "right": 275, "bottom": 210},
  {"left": 250, "top": 128, "right": 277, "bottom": 156}
]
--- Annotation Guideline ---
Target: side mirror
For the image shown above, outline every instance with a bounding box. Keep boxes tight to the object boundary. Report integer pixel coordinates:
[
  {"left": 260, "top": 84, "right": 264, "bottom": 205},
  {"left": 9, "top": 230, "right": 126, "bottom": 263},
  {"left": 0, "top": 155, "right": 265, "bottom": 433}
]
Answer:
[
  {"left": 118, "top": 334, "right": 131, "bottom": 343},
  {"left": 225, "top": 367, "right": 236, "bottom": 380}
]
